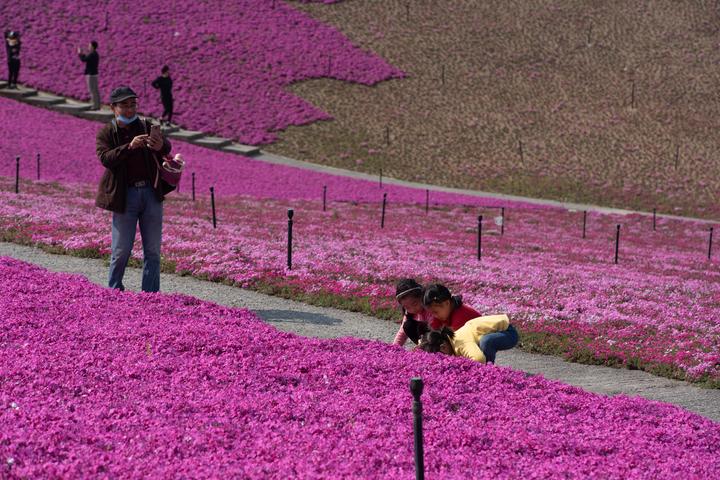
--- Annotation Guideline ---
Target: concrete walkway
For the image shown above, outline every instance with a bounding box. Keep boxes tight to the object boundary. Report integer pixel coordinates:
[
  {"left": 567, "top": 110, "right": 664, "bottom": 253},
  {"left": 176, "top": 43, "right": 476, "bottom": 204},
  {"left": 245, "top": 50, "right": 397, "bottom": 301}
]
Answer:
[
  {"left": 0, "top": 82, "right": 715, "bottom": 224},
  {"left": 1, "top": 241, "right": 718, "bottom": 422}
]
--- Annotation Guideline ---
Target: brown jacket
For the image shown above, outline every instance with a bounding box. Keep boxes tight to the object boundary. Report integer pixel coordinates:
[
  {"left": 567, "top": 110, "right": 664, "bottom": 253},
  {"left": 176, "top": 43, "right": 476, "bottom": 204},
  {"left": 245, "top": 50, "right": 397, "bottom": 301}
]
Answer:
[{"left": 95, "top": 118, "right": 173, "bottom": 213}]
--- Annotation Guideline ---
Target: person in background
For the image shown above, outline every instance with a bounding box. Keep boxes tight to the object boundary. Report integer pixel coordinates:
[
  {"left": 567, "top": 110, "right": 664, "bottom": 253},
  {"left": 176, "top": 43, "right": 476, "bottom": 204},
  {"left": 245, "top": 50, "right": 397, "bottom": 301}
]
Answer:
[
  {"left": 151, "top": 65, "right": 173, "bottom": 125},
  {"left": 4, "top": 31, "right": 20, "bottom": 89},
  {"left": 423, "top": 283, "right": 481, "bottom": 331},
  {"left": 418, "top": 314, "right": 519, "bottom": 364},
  {"left": 78, "top": 41, "right": 100, "bottom": 110},
  {"left": 392, "top": 279, "right": 433, "bottom": 346}
]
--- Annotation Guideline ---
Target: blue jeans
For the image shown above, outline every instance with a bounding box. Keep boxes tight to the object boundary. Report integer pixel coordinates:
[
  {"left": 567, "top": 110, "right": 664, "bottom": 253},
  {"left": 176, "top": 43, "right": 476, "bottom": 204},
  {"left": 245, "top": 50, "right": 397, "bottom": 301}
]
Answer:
[
  {"left": 108, "top": 185, "right": 163, "bottom": 292},
  {"left": 479, "top": 324, "right": 519, "bottom": 363}
]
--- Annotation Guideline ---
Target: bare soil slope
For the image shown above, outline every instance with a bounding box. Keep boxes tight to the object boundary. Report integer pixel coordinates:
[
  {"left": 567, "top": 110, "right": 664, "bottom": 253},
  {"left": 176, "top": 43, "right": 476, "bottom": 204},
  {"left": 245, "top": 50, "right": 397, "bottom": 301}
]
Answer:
[{"left": 274, "top": 0, "right": 720, "bottom": 218}]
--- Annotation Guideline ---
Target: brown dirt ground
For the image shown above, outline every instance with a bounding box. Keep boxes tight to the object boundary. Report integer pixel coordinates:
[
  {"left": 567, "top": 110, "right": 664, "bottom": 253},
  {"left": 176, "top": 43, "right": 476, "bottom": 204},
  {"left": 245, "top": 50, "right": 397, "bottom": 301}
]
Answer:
[{"left": 272, "top": 0, "right": 720, "bottom": 219}]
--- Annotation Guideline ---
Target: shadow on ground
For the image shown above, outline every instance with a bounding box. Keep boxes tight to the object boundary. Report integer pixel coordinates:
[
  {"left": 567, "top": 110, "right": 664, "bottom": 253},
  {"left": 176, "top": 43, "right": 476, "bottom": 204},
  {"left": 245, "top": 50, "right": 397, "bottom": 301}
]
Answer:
[{"left": 256, "top": 309, "right": 342, "bottom": 326}]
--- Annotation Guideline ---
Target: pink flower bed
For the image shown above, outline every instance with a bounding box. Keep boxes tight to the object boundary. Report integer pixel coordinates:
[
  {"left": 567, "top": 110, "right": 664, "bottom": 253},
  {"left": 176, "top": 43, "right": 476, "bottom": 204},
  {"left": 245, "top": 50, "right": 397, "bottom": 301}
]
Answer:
[
  {"left": 0, "top": 0, "right": 402, "bottom": 144},
  {"left": 1, "top": 256, "right": 719, "bottom": 478},
  {"left": 0, "top": 96, "right": 519, "bottom": 207},
  {"left": 1, "top": 175, "right": 719, "bottom": 384}
]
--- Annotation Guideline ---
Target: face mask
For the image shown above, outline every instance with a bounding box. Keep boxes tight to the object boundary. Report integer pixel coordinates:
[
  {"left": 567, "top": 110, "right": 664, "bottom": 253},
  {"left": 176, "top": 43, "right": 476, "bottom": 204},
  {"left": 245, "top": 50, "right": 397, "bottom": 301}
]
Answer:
[{"left": 116, "top": 114, "right": 138, "bottom": 124}]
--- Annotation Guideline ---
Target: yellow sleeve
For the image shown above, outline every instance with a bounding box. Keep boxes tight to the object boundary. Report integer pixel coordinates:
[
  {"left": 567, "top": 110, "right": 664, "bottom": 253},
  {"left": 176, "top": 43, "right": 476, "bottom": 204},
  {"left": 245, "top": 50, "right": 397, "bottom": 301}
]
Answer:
[
  {"left": 451, "top": 323, "right": 488, "bottom": 363},
  {"left": 454, "top": 340, "right": 487, "bottom": 363}
]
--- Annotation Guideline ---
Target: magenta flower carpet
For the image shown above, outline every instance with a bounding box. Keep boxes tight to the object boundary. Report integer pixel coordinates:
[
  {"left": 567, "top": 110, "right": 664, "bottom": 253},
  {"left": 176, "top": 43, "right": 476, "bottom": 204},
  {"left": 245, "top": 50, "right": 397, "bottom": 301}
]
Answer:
[
  {"left": 0, "top": 0, "right": 402, "bottom": 144},
  {"left": 1, "top": 96, "right": 719, "bottom": 385},
  {"left": 1, "top": 257, "right": 719, "bottom": 478}
]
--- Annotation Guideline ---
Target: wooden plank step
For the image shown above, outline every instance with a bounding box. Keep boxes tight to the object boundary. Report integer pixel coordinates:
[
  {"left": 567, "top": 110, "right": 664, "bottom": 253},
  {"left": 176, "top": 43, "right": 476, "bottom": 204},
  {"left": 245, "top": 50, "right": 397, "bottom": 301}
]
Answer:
[
  {"left": 77, "top": 110, "right": 115, "bottom": 122},
  {"left": 25, "top": 94, "right": 66, "bottom": 106},
  {"left": 54, "top": 102, "right": 92, "bottom": 113},
  {"left": 192, "top": 136, "right": 232, "bottom": 149},
  {"left": 222, "top": 143, "right": 261, "bottom": 156},
  {"left": 167, "top": 129, "right": 205, "bottom": 141},
  {"left": 0, "top": 86, "right": 38, "bottom": 98}
]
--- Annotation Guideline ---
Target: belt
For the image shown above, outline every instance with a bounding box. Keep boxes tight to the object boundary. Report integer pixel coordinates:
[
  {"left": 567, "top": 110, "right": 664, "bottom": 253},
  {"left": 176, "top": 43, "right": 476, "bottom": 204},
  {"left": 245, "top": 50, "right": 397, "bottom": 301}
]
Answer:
[{"left": 131, "top": 180, "right": 147, "bottom": 188}]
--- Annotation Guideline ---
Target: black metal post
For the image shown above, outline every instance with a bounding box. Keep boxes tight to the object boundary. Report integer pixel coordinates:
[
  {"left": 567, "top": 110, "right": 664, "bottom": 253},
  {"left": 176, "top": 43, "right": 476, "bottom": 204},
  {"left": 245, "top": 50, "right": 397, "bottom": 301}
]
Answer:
[
  {"left": 323, "top": 185, "right": 327, "bottom": 212},
  {"left": 287, "top": 209, "right": 294, "bottom": 270},
  {"left": 192, "top": 172, "right": 196, "bottom": 201},
  {"left": 410, "top": 377, "right": 424, "bottom": 480},
  {"left": 614, "top": 224, "right": 620, "bottom": 264},
  {"left": 381, "top": 193, "right": 387, "bottom": 229},
  {"left": 379, "top": 168, "right": 383, "bottom": 188},
  {"left": 477, "top": 215, "right": 483, "bottom": 260},
  {"left": 15, "top": 156, "right": 19, "bottom": 194},
  {"left": 210, "top": 187, "right": 217, "bottom": 229},
  {"left": 36, "top": 153, "right": 40, "bottom": 180},
  {"left": 385, "top": 125, "right": 390, "bottom": 146},
  {"left": 708, "top": 227, "right": 714, "bottom": 260},
  {"left": 652, "top": 208, "right": 656, "bottom": 231},
  {"left": 500, "top": 207, "right": 505, "bottom": 235},
  {"left": 425, "top": 189, "right": 429, "bottom": 214},
  {"left": 582, "top": 210, "right": 587, "bottom": 239}
]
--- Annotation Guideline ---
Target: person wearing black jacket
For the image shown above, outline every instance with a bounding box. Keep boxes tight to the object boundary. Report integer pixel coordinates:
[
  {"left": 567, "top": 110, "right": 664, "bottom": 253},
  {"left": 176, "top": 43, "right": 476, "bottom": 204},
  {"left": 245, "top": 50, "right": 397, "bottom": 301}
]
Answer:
[
  {"left": 78, "top": 41, "right": 100, "bottom": 109},
  {"left": 96, "top": 86, "right": 173, "bottom": 292},
  {"left": 4, "top": 31, "right": 20, "bottom": 89},
  {"left": 151, "top": 65, "right": 173, "bottom": 125}
]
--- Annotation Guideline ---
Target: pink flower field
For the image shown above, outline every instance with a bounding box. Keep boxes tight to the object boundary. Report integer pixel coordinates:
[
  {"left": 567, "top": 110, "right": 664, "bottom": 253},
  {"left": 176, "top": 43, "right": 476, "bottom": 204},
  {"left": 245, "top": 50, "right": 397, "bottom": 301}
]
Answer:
[
  {"left": 0, "top": 0, "right": 401, "bottom": 145},
  {"left": 1, "top": 96, "right": 719, "bottom": 386},
  {"left": 0, "top": 97, "right": 518, "bottom": 207},
  {"left": 2, "top": 257, "right": 719, "bottom": 478}
]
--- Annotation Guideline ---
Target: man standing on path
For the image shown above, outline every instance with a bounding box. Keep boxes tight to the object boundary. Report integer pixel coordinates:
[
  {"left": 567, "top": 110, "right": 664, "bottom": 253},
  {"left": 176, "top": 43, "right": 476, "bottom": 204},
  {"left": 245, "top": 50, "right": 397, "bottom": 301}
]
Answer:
[
  {"left": 78, "top": 41, "right": 100, "bottom": 110},
  {"left": 95, "top": 86, "right": 173, "bottom": 293},
  {"left": 4, "top": 31, "right": 20, "bottom": 89},
  {"left": 151, "top": 65, "right": 173, "bottom": 125}
]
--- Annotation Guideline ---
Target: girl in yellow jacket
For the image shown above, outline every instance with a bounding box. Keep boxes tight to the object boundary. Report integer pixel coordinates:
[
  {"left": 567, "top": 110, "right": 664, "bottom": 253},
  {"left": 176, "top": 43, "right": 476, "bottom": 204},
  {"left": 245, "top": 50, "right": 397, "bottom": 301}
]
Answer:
[{"left": 418, "top": 315, "right": 519, "bottom": 363}]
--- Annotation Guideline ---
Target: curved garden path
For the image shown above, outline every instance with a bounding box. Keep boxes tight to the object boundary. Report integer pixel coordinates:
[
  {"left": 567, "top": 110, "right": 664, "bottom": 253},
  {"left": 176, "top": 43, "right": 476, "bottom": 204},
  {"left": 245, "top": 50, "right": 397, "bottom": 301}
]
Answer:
[{"left": 1, "top": 241, "right": 718, "bottom": 423}]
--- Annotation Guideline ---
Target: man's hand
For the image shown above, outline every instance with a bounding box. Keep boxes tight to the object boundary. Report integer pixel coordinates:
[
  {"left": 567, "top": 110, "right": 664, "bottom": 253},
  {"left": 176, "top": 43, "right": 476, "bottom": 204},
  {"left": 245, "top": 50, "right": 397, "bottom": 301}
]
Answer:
[
  {"left": 146, "top": 135, "right": 163, "bottom": 151},
  {"left": 129, "top": 134, "right": 149, "bottom": 150},
  {"left": 77, "top": 47, "right": 82, "bottom": 54}
]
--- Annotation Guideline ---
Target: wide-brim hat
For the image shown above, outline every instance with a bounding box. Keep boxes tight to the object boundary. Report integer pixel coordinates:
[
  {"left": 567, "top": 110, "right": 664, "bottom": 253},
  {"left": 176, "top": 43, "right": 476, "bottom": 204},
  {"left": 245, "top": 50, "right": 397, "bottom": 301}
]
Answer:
[{"left": 109, "top": 86, "right": 138, "bottom": 104}]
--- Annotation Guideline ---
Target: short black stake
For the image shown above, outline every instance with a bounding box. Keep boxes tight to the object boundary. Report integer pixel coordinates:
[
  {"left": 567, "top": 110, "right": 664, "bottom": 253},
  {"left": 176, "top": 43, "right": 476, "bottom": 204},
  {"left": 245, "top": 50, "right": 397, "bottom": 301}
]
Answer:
[
  {"left": 614, "top": 224, "right": 620, "bottom": 264},
  {"left": 477, "top": 215, "right": 483, "bottom": 260},
  {"left": 192, "top": 173, "right": 196, "bottom": 201},
  {"left": 674, "top": 146, "right": 679, "bottom": 170},
  {"left": 708, "top": 227, "right": 714, "bottom": 260},
  {"left": 210, "top": 187, "right": 217, "bottom": 229},
  {"left": 410, "top": 378, "right": 425, "bottom": 480},
  {"left": 582, "top": 210, "right": 587, "bottom": 239},
  {"left": 322, "top": 185, "right": 327, "bottom": 212},
  {"left": 385, "top": 125, "right": 390, "bottom": 146},
  {"left": 653, "top": 208, "right": 656, "bottom": 231},
  {"left": 381, "top": 193, "right": 387, "bottom": 229},
  {"left": 406, "top": 2, "right": 410, "bottom": 22},
  {"left": 15, "top": 156, "right": 19, "bottom": 194},
  {"left": 441, "top": 64, "right": 445, "bottom": 86},
  {"left": 36, "top": 153, "right": 40, "bottom": 180},
  {"left": 379, "top": 168, "right": 383, "bottom": 188},
  {"left": 630, "top": 80, "right": 636, "bottom": 109},
  {"left": 501, "top": 207, "right": 505, "bottom": 235},
  {"left": 425, "top": 189, "right": 429, "bottom": 214},
  {"left": 287, "top": 209, "right": 294, "bottom": 270}
]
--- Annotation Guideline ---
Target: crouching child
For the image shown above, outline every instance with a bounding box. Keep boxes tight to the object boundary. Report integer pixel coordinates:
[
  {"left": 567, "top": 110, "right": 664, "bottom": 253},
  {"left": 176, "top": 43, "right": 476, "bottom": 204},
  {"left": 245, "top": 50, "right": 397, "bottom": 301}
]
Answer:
[{"left": 418, "top": 315, "right": 519, "bottom": 364}]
